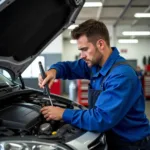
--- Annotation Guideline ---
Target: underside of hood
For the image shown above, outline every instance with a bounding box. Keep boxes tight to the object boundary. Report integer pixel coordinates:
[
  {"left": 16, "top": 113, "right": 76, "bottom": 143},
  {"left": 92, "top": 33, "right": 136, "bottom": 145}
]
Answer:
[{"left": 0, "top": 0, "right": 84, "bottom": 79}]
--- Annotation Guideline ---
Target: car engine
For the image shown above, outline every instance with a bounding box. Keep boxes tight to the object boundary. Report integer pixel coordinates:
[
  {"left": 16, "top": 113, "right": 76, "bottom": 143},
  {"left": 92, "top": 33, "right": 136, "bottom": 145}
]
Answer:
[
  {"left": 0, "top": 103, "right": 41, "bottom": 131},
  {"left": 0, "top": 89, "right": 85, "bottom": 142}
]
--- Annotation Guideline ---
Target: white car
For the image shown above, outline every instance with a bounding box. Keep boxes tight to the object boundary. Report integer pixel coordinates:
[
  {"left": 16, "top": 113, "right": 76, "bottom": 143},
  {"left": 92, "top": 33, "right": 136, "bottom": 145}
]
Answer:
[{"left": 0, "top": 0, "right": 107, "bottom": 149}]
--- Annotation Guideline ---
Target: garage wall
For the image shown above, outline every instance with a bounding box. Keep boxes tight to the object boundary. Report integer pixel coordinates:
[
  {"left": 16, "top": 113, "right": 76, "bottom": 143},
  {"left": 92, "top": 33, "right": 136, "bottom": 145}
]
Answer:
[
  {"left": 42, "top": 34, "right": 63, "bottom": 54},
  {"left": 117, "top": 39, "right": 150, "bottom": 69},
  {"left": 23, "top": 35, "right": 63, "bottom": 90},
  {"left": 62, "top": 39, "right": 80, "bottom": 61},
  {"left": 63, "top": 39, "right": 150, "bottom": 69}
]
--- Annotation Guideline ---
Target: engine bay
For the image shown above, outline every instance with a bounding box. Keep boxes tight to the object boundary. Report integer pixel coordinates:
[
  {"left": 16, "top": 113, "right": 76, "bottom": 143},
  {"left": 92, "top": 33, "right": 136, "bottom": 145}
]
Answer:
[{"left": 0, "top": 89, "right": 85, "bottom": 142}]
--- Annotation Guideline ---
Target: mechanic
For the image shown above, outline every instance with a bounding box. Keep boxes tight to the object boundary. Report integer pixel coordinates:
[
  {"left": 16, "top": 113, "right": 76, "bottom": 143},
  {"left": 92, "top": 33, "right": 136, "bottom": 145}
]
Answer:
[
  {"left": 136, "top": 65, "right": 143, "bottom": 79},
  {"left": 39, "top": 19, "right": 150, "bottom": 150}
]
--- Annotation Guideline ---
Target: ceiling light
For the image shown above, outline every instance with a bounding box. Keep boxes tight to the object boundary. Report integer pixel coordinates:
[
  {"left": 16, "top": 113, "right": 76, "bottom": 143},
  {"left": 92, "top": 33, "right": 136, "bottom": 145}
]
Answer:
[
  {"left": 68, "top": 24, "right": 78, "bottom": 30},
  {"left": 134, "top": 13, "right": 150, "bottom": 18},
  {"left": 83, "top": 2, "right": 102, "bottom": 7},
  {"left": 118, "top": 39, "right": 138, "bottom": 44},
  {"left": 70, "top": 40, "right": 77, "bottom": 44},
  {"left": 122, "top": 31, "right": 150, "bottom": 36}
]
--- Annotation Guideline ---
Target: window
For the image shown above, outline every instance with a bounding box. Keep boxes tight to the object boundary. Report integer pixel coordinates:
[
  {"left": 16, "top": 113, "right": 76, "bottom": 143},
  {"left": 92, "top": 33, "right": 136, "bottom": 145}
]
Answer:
[{"left": 22, "top": 56, "right": 45, "bottom": 78}]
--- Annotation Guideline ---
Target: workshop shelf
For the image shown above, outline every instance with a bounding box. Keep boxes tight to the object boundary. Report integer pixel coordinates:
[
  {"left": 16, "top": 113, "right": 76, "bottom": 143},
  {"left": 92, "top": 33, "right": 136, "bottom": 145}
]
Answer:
[
  {"left": 143, "top": 75, "right": 150, "bottom": 99},
  {"left": 77, "top": 79, "right": 90, "bottom": 106}
]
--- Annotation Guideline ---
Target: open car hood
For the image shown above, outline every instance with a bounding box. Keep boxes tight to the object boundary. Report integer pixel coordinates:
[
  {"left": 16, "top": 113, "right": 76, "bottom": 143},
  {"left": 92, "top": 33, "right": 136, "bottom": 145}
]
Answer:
[{"left": 0, "top": 0, "right": 85, "bottom": 79}]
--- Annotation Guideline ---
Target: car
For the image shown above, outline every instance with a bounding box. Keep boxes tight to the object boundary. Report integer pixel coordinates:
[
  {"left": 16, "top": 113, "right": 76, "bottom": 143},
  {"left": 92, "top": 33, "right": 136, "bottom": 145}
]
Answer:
[{"left": 0, "top": 0, "right": 107, "bottom": 149}]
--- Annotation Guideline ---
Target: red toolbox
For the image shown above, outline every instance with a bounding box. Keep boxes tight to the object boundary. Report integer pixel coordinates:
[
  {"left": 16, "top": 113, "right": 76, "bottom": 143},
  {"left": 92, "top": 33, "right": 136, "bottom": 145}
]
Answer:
[{"left": 50, "top": 79, "right": 61, "bottom": 95}]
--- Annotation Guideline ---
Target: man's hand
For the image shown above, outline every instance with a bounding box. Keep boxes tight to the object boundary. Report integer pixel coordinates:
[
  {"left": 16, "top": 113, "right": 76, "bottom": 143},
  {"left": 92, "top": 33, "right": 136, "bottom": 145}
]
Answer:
[
  {"left": 40, "top": 106, "right": 65, "bottom": 121},
  {"left": 38, "top": 69, "right": 57, "bottom": 89}
]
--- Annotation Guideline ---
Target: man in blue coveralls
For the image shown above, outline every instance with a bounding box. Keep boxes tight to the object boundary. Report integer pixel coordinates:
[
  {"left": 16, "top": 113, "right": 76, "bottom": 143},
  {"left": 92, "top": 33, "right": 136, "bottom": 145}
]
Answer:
[{"left": 39, "top": 19, "right": 150, "bottom": 150}]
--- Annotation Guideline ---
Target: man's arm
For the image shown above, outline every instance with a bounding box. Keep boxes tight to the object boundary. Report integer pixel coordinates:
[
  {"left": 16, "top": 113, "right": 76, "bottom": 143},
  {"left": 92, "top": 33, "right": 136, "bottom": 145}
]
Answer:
[
  {"left": 50, "top": 59, "right": 91, "bottom": 80},
  {"left": 63, "top": 67, "right": 139, "bottom": 132}
]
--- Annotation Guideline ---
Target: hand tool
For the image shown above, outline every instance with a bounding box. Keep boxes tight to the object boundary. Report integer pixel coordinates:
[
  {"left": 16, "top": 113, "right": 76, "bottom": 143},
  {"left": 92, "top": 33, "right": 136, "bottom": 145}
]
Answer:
[{"left": 38, "top": 61, "right": 53, "bottom": 106}]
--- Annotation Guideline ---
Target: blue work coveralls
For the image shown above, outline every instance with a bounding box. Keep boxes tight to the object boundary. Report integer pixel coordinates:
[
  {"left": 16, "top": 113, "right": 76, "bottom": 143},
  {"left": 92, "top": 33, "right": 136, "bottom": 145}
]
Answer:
[{"left": 50, "top": 47, "right": 150, "bottom": 149}]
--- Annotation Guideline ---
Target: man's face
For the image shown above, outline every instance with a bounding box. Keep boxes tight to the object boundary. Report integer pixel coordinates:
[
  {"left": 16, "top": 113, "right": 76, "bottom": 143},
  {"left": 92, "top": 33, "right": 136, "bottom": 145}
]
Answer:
[{"left": 77, "top": 35, "right": 103, "bottom": 67}]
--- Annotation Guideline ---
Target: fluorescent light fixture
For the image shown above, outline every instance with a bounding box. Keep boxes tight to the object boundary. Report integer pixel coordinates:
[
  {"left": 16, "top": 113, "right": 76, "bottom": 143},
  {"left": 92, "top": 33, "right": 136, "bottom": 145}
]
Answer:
[
  {"left": 122, "top": 31, "right": 150, "bottom": 36},
  {"left": 68, "top": 24, "right": 78, "bottom": 30},
  {"left": 118, "top": 39, "right": 138, "bottom": 44},
  {"left": 134, "top": 13, "right": 150, "bottom": 18},
  {"left": 70, "top": 40, "right": 77, "bottom": 44},
  {"left": 83, "top": 2, "right": 102, "bottom": 7}
]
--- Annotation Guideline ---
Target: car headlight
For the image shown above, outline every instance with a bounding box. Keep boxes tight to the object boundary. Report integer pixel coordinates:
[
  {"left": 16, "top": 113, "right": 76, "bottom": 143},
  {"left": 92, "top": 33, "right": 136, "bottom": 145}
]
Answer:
[{"left": 0, "top": 140, "right": 71, "bottom": 150}]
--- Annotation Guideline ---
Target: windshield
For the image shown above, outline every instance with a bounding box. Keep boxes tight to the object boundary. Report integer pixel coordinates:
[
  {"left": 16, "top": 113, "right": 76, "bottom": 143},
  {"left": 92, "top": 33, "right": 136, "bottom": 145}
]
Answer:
[{"left": 0, "top": 72, "right": 16, "bottom": 88}]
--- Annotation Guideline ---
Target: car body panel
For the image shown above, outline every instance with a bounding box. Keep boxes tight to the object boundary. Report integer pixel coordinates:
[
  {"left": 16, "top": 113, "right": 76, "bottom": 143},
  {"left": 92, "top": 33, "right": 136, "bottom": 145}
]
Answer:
[{"left": 0, "top": 0, "right": 84, "bottom": 79}]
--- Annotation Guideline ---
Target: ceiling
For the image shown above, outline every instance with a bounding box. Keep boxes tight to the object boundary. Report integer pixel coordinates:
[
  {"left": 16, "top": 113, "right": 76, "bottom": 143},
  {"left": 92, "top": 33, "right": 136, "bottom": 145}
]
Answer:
[{"left": 63, "top": 0, "right": 150, "bottom": 39}]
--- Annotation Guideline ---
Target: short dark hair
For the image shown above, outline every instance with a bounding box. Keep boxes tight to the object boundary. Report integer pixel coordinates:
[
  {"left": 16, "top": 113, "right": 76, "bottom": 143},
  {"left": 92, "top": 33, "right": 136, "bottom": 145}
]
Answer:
[{"left": 71, "top": 19, "right": 110, "bottom": 46}]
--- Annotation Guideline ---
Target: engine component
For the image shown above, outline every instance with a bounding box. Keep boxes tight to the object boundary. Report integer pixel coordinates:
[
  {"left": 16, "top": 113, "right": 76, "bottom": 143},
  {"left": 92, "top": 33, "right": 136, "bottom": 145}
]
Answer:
[
  {"left": 39, "top": 123, "right": 52, "bottom": 135},
  {"left": 0, "top": 127, "right": 14, "bottom": 137},
  {"left": 0, "top": 103, "right": 41, "bottom": 130}
]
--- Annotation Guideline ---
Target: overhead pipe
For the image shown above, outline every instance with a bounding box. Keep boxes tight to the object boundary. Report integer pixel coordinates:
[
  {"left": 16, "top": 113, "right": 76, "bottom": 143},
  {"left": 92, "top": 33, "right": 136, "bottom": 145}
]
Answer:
[
  {"left": 96, "top": 0, "right": 105, "bottom": 20},
  {"left": 113, "top": 0, "right": 133, "bottom": 27},
  {"left": 132, "top": 5, "right": 150, "bottom": 26}
]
